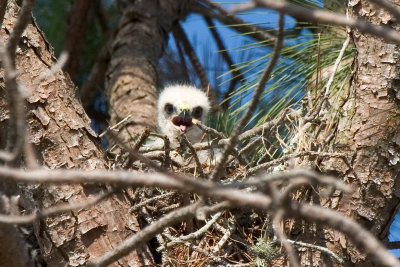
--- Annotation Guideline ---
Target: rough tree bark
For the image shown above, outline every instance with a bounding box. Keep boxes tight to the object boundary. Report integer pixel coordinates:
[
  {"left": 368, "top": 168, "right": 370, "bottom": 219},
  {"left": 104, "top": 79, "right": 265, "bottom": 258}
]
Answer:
[
  {"left": 298, "top": 0, "right": 400, "bottom": 265},
  {"left": 106, "top": 0, "right": 187, "bottom": 143},
  {"left": 0, "top": 1, "right": 153, "bottom": 266}
]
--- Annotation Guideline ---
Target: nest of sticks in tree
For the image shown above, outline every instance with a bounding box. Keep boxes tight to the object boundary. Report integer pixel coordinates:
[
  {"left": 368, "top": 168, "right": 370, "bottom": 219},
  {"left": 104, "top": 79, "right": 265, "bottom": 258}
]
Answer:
[{"left": 101, "top": 99, "right": 351, "bottom": 266}]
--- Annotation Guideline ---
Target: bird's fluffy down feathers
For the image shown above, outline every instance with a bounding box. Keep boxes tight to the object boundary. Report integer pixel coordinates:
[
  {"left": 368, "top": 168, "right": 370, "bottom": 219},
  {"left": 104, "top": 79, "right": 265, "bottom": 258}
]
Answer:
[{"left": 157, "top": 84, "right": 210, "bottom": 146}]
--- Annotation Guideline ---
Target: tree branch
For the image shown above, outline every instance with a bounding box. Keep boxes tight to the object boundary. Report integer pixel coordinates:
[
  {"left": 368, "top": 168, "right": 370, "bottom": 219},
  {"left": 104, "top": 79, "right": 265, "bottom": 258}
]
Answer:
[
  {"left": 210, "top": 12, "right": 285, "bottom": 181},
  {"left": 203, "top": 16, "right": 246, "bottom": 110},
  {"left": 253, "top": 0, "right": 400, "bottom": 44},
  {"left": 88, "top": 201, "right": 203, "bottom": 266},
  {"left": 172, "top": 23, "right": 220, "bottom": 110}
]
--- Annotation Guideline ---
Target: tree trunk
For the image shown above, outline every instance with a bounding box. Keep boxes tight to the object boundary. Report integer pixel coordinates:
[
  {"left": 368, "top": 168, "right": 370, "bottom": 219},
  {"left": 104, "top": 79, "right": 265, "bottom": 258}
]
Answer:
[
  {"left": 106, "top": 0, "right": 186, "bottom": 144},
  {"left": 298, "top": 0, "right": 400, "bottom": 265},
  {"left": 62, "top": 0, "right": 93, "bottom": 82},
  {"left": 0, "top": 1, "right": 153, "bottom": 265}
]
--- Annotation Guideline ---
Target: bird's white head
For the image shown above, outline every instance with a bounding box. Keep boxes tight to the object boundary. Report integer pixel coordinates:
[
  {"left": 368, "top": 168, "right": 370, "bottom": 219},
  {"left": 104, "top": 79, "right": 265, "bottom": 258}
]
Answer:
[{"left": 157, "top": 84, "right": 211, "bottom": 145}]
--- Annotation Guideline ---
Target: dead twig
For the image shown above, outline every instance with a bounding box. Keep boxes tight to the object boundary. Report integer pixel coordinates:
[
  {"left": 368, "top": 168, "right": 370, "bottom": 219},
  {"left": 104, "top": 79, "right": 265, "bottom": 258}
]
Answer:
[
  {"left": 273, "top": 209, "right": 300, "bottom": 267},
  {"left": 133, "top": 128, "right": 150, "bottom": 151},
  {"left": 180, "top": 134, "right": 206, "bottom": 177},
  {"left": 172, "top": 23, "right": 219, "bottom": 110},
  {"left": 130, "top": 192, "right": 176, "bottom": 213},
  {"left": 88, "top": 201, "right": 204, "bottom": 267},
  {"left": 285, "top": 239, "right": 344, "bottom": 264},
  {"left": 0, "top": 189, "right": 114, "bottom": 224},
  {"left": 253, "top": 0, "right": 400, "bottom": 44},
  {"left": 246, "top": 151, "right": 349, "bottom": 176},
  {"left": 157, "top": 211, "right": 222, "bottom": 252},
  {"left": 0, "top": 0, "right": 35, "bottom": 162},
  {"left": 99, "top": 115, "right": 132, "bottom": 138},
  {"left": 203, "top": 16, "right": 246, "bottom": 110},
  {"left": 210, "top": 12, "right": 285, "bottom": 181}
]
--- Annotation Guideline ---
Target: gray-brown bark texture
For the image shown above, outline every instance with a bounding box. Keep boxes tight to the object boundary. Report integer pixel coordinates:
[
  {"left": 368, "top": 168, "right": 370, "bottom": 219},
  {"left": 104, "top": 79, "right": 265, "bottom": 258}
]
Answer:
[
  {"left": 106, "top": 0, "right": 186, "bottom": 144},
  {"left": 0, "top": 1, "right": 153, "bottom": 266},
  {"left": 299, "top": 0, "right": 400, "bottom": 265}
]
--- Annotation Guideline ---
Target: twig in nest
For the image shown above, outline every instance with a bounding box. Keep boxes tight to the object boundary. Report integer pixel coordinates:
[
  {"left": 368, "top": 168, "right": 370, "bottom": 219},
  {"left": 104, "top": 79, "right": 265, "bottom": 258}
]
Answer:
[
  {"left": 157, "top": 211, "right": 223, "bottom": 252},
  {"left": 180, "top": 134, "right": 206, "bottom": 178},
  {"left": 163, "top": 231, "right": 229, "bottom": 264},
  {"left": 245, "top": 151, "right": 350, "bottom": 176},
  {"left": 194, "top": 120, "right": 226, "bottom": 139},
  {"left": 273, "top": 209, "right": 300, "bottom": 267},
  {"left": 163, "top": 135, "right": 171, "bottom": 168},
  {"left": 130, "top": 192, "right": 176, "bottom": 213},
  {"left": 285, "top": 239, "right": 344, "bottom": 263},
  {"left": 194, "top": 120, "right": 248, "bottom": 166},
  {"left": 238, "top": 108, "right": 290, "bottom": 141},
  {"left": 213, "top": 219, "right": 235, "bottom": 254},
  {"left": 88, "top": 201, "right": 206, "bottom": 266},
  {"left": 99, "top": 115, "right": 132, "bottom": 138},
  {"left": 133, "top": 127, "right": 150, "bottom": 151},
  {"left": 305, "top": 33, "right": 351, "bottom": 121}
]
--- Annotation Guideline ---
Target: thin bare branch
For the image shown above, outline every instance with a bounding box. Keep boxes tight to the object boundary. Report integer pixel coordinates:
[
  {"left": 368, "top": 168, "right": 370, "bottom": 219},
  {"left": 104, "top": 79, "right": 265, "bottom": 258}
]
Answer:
[
  {"left": 286, "top": 239, "right": 344, "bottom": 263},
  {"left": 246, "top": 151, "right": 349, "bottom": 176},
  {"left": 238, "top": 108, "right": 290, "bottom": 140},
  {"left": 193, "top": 0, "right": 276, "bottom": 43},
  {"left": 0, "top": 190, "right": 113, "bottom": 225},
  {"left": 133, "top": 128, "right": 150, "bottom": 151},
  {"left": 273, "top": 209, "right": 300, "bottom": 267},
  {"left": 6, "top": 0, "right": 35, "bottom": 58},
  {"left": 195, "top": 120, "right": 226, "bottom": 139},
  {"left": 36, "top": 51, "right": 68, "bottom": 82},
  {"left": 212, "top": 221, "right": 234, "bottom": 254},
  {"left": 172, "top": 23, "right": 220, "bottom": 110},
  {"left": 230, "top": 2, "right": 257, "bottom": 13},
  {"left": 130, "top": 192, "right": 176, "bottom": 213},
  {"left": 210, "top": 12, "right": 285, "bottom": 181},
  {"left": 253, "top": 0, "right": 400, "bottom": 44},
  {"left": 180, "top": 134, "right": 206, "bottom": 178},
  {"left": 203, "top": 16, "right": 246, "bottom": 110},
  {"left": 291, "top": 203, "right": 400, "bottom": 267},
  {"left": 323, "top": 34, "right": 351, "bottom": 97},
  {"left": 0, "top": 166, "right": 275, "bottom": 209},
  {"left": 157, "top": 211, "right": 222, "bottom": 252},
  {"left": 99, "top": 115, "right": 132, "bottom": 138},
  {"left": 88, "top": 201, "right": 203, "bottom": 267},
  {"left": 0, "top": 0, "right": 36, "bottom": 163}
]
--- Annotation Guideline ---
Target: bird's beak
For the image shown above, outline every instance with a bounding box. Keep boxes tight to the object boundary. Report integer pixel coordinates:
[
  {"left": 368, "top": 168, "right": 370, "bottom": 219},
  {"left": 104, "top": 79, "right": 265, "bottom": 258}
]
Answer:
[
  {"left": 179, "top": 109, "right": 190, "bottom": 120},
  {"left": 171, "top": 106, "right": 193, "bottom": 133}
]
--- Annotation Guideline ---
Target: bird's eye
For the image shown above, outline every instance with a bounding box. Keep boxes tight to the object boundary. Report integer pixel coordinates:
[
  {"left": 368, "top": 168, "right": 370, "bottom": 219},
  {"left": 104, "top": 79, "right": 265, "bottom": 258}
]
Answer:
[
  {"left": 164, "top": 103, "right": 174, "bottom": 115},
  {"left": 192, "top": 106, "right": 203, "bottom": 119}
]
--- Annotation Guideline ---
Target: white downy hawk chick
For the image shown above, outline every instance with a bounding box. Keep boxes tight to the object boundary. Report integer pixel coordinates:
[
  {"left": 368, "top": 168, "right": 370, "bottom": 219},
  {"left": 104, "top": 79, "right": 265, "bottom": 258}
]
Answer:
[{"left": 157, "top": 84, "right": 210, "bottom": 146}]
